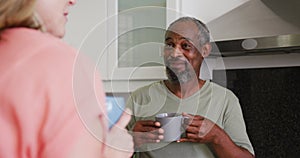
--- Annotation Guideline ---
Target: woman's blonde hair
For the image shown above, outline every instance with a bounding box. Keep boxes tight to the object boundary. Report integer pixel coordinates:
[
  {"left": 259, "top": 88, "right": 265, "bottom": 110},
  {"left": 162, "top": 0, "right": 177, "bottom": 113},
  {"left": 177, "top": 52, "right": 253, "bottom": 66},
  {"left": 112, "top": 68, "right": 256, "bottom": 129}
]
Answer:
[{"left": 0, "top": 0, "right": 43, "bottom": 35}]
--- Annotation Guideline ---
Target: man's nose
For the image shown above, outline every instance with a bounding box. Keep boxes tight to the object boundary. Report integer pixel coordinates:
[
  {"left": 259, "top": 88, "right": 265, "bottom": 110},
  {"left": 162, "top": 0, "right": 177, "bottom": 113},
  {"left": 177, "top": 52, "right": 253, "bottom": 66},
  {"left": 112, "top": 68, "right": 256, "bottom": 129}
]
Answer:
[{"left": 170, "top": 46, "right": 183, "bottom": 58}]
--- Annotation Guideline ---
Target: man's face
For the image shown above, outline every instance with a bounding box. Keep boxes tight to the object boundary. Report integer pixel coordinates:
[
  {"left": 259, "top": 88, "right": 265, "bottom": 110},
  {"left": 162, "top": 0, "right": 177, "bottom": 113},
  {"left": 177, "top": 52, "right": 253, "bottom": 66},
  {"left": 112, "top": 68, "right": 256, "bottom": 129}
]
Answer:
[{"left": 164, "top": 21, "right": 203, "bottom": 83}]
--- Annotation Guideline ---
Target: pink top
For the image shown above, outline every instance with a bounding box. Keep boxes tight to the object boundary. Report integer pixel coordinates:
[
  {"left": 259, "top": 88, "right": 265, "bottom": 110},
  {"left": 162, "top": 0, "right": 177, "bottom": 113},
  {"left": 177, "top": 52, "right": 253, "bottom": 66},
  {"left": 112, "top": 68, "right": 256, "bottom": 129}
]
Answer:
[{"left": 0, "top": 28, "right": 107, "bottom": 158}]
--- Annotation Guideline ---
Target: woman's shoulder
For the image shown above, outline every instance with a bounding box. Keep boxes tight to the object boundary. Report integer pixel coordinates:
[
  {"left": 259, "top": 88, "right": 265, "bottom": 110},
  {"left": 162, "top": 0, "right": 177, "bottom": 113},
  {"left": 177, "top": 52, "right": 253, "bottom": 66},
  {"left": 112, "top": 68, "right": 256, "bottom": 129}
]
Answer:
[
  {"left": 1, "top": 28, "right": 78, "bottom": 79},
  {"left": 4, "top": 28, "right": 76, "bottom": 55}
]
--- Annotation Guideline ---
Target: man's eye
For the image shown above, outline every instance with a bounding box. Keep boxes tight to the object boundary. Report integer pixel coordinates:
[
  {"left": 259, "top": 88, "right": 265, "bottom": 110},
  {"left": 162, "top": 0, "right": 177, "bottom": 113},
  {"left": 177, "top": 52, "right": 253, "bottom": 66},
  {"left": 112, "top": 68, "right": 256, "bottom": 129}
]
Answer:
[
  {"left": 182, "top": 43, "right": 191, "bottom": 50},
  {"left": 165, "top": 43, "right": 174, "bottom": 48}
]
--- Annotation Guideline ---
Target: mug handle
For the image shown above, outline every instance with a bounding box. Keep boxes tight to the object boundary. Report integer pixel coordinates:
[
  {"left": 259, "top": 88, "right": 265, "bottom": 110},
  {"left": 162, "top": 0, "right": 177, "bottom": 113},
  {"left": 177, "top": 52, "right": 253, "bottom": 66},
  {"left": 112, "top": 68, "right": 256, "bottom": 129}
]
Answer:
[{"left": 180, "top": 116, "right": 189, "bottom": 138}]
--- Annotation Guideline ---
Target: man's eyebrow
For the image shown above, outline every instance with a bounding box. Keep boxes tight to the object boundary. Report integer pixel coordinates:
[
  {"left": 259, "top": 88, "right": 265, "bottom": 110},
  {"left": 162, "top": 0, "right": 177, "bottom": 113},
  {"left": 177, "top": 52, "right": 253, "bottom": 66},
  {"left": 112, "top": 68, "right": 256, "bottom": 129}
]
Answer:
[
  {"left": 165, "top": 37, "right": 172, "bottom": 42},
  {"left": 180, "top": 37, "right": 192, "bottom": 42},
  {"left": 165, "top": 37, "right": 192, "bottom": 42}
]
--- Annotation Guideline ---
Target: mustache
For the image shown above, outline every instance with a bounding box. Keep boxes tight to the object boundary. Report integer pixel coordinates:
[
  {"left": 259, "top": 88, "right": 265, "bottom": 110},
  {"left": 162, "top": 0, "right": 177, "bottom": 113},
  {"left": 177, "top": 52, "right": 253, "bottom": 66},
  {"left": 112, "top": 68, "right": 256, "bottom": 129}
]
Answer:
[{"left": 165, "top": 56, "right": 187, "bottom": 65}]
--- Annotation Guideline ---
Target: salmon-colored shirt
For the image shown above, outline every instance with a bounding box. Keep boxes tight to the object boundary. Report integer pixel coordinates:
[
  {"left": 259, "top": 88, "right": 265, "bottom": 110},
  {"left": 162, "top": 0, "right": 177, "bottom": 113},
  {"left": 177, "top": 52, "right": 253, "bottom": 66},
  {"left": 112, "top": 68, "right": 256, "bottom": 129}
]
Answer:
[{"left": 0, "top": 28, "right": 107, "bottom": 158}]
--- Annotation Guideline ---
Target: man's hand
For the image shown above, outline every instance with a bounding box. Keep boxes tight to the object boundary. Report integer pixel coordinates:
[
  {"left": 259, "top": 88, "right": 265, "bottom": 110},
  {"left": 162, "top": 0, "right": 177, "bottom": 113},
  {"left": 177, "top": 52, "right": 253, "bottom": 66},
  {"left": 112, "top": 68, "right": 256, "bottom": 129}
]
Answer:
[
  {"left": 179, "top": 113, "right": 222, "bottom": 144},
  {"left": 179, "top": 113, "right": 255, "bottom": 158},
  {"left": 132, "top": 120, "right": 164, "bottom": 148}
]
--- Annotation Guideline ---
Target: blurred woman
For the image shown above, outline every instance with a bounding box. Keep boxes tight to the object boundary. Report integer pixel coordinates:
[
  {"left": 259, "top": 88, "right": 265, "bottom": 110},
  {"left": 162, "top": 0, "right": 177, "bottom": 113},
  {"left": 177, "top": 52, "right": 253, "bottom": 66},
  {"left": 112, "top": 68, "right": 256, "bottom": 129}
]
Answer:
[{"left": 0, "top": 0, "right": 133, "bottom": 157}]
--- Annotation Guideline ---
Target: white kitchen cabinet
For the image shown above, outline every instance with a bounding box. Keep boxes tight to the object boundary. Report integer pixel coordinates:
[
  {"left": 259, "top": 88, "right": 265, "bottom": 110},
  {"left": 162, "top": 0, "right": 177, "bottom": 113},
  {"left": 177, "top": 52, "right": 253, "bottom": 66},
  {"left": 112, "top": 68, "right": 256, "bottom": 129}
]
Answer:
[{"left": 105, "top": 0, "right": 184, "bottom": 81}]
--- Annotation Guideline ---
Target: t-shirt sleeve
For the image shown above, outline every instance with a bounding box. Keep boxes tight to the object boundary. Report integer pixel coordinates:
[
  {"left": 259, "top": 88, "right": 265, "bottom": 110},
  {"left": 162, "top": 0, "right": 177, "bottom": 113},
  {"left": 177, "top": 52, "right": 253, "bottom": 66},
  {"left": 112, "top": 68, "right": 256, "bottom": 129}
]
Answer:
[{"left": 223, "top": 92, "right": 255, "bottom": 155}]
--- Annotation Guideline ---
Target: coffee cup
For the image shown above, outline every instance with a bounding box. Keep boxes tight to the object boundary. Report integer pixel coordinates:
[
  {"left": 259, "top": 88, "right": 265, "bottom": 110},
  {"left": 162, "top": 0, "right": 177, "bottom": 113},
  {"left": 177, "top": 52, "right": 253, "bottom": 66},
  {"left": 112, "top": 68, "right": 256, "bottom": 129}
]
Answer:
[{"left": 155, "top": 113, "right": 187, "bottom": 142}]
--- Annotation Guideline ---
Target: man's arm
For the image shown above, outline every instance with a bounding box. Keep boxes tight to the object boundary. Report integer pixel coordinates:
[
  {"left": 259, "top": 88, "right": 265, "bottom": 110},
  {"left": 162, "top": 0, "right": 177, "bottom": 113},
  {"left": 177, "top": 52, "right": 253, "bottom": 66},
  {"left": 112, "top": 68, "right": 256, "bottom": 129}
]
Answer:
[
  {"left": 208, "top": 123, "right": 254, "bottom": 158},
  {"left": 180, "top": 113, "right": 254, "bottom": 158}
]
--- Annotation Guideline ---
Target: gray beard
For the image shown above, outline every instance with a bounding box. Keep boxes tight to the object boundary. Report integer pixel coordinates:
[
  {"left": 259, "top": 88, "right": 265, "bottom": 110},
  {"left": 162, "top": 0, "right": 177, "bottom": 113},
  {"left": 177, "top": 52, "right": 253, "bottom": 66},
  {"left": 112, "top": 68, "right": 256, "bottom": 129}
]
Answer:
[{"left": 166, "top": 67, "right": 192, "bottom": 84}]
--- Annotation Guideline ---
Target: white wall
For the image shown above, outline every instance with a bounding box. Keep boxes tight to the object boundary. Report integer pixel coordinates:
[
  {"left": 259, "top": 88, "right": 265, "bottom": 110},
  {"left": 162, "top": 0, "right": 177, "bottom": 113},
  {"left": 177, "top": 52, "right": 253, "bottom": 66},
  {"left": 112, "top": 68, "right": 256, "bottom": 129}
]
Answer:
[
  {"left": 64, "top": 0, "right": 108, "bottom": 79},
  {"left": 64, "top": 0, "right": 106, "bottom": 49}
]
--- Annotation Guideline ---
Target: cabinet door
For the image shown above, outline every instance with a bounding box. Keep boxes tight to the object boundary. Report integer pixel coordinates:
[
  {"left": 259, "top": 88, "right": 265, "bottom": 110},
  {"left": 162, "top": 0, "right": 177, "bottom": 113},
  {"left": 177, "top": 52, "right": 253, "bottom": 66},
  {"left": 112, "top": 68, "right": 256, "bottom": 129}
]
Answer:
[{"left": 106, "top": 0, "right": 182, "bottom": 80}]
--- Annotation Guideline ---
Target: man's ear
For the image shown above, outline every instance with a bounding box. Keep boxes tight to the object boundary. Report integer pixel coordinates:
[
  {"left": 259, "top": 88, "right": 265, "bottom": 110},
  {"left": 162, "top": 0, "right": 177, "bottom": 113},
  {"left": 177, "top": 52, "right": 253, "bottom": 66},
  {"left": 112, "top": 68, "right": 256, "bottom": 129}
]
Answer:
[{"left": 201, "top": 43, "right": 212, "bottom": 57}]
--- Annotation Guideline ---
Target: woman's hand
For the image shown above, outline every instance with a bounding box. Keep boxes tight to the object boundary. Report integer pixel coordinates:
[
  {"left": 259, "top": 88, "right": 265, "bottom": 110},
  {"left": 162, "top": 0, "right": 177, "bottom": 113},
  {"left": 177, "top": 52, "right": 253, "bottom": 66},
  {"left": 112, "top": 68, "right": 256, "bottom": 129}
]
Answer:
[{"left": 104, "top": 109, "right": 134, "bottom": 158}]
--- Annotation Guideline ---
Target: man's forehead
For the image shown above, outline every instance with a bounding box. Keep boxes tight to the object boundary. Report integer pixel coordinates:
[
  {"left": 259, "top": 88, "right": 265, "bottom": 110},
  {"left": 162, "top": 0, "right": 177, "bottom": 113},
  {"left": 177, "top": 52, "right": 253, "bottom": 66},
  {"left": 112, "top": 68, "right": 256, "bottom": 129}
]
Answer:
[{"left": 166, "top": 21, "right": 199, "bottom": 41}]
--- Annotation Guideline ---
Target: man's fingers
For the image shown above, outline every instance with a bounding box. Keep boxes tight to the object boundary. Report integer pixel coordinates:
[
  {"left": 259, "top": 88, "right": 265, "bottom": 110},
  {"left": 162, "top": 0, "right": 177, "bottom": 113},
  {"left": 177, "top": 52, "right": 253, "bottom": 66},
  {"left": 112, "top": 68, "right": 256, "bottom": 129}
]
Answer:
[
  {"left": 140, "top": 120, "right": 160, "bottom": 127},
  {"left": 142, "top": 132, "right": 163, "bottom": 140},
  {"left": 185, "top": 125, "right": 200, "bottom": 134},
  {"left": 185, "top": 132, "right": 201, "bottom": 139},
  {"left": 178, "top": 138, "right": 198, "bottom": 143},
  {"left": 139, "top": 126, "right": 160, "bottom": 132},
  {"left": 133, "top": 131, "right": 164, "bottom": 146},
  {"left": 187, "top": 119, "right": 203, "bottom": 127},
  {"left": 182, "top": 113, "right": 205, "bottom": 121}
]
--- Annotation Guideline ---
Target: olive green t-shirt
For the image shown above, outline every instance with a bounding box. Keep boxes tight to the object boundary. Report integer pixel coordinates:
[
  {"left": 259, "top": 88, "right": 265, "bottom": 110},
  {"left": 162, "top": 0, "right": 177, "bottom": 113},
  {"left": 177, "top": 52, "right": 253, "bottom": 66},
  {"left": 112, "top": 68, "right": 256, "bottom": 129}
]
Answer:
[{"left": 126, "top": 80, "right": 254, "bottom": 158}]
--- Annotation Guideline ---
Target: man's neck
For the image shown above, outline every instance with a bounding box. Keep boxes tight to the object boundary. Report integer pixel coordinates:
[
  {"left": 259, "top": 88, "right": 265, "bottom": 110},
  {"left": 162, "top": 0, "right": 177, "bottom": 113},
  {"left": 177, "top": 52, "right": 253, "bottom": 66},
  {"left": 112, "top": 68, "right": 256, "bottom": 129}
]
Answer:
[{"left": 164, "top": 78, "right": 206, "bottom": 99}]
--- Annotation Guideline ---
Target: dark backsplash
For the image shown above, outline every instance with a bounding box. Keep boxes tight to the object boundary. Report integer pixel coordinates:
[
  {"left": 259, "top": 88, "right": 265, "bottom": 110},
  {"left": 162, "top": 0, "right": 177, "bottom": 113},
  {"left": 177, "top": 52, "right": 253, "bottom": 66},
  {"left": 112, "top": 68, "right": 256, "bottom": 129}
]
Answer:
[{"left": 213, "top": 66, "right": 300, "bottom": 158}]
